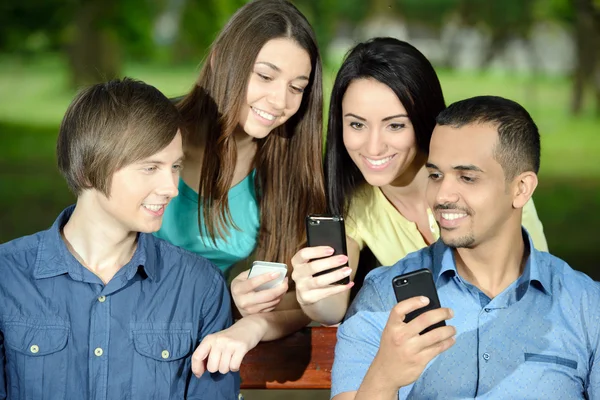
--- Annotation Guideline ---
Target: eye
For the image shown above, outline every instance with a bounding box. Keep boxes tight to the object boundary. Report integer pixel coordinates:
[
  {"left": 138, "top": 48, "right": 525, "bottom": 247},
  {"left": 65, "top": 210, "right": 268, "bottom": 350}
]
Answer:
[
  {"left": 290, "top": 85, "right": 305, "bottom": 94},
  {"left": 349, "top": 121, "right": 365, "bottom": 130},
  {"left": 461, "top": 175, "right": 476, "bottom": 183},
  {"left": 428, "top": 172, "right": 442, "bottom": 181},
  {"left": 389, "top": 123, "right": 405, "bottom": 131},
  {"left": 172, "top": 164, "right": 183, "bottom": 172},
  {"left": 256, "top": 72, "right": 272, "bottom": 82}
]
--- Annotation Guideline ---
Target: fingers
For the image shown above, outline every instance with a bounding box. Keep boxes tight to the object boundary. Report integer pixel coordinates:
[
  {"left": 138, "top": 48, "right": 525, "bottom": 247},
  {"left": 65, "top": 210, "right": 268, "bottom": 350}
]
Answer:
[
  {"left": 296, "top": 280, "right": 354, "bottom": 306},
  {"left": 191, "top": 339, "right": 211, "bottom": 378},
  {"left": 235, "top": 279, "right": 288, "bottom": 315},
  {"left": 389, "top": 296, "right": 432, "bottom": 324},
  {"left": 291, "top": 246, "right": 334, "bottom": 267},
  {"left": 418, "top": 327, "right": 456, "bottom": 360},
  {"left": 407, "top": 307, "right": 454, "bottom": 337},
  {"left": 234, "top": 271, "right": 284, "bottom": 295}
]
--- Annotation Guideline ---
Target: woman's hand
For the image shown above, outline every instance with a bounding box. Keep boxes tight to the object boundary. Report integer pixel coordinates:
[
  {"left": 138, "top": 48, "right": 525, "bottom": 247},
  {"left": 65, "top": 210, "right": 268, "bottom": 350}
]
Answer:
[
  {"left": 191, "top": 316, "right": 265, "bottom": 376},
  {"left": 231, "top": 269, "right": 289, "bottom": 317},
  {"left": 291, "top": 246, "right": 354, "bottom": 307}
]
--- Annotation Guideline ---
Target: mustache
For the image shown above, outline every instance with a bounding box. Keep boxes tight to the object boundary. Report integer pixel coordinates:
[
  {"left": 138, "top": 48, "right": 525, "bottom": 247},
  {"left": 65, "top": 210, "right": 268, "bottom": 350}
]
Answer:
[{"left": 434, "top": 203, "right": 472, "bottom": 215}]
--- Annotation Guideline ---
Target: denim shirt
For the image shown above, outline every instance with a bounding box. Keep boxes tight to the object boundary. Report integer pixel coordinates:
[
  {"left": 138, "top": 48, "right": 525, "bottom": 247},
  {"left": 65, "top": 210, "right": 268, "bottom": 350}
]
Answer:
[
  {"left": 331, "top": 230, "right": 600, "bottom": 399},
  {"left": 0, "top": 206, "right": 239, "bottom": 400}
]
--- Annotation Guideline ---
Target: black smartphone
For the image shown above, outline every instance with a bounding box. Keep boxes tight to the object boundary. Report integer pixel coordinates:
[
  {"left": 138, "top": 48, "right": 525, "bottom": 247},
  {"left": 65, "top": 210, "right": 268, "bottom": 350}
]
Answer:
[
  {"left": 392, "top": 268, "right": 445, "bottom": 335},
  {"left": 305, "top": 214, "right": 350, "bottom": 285}
]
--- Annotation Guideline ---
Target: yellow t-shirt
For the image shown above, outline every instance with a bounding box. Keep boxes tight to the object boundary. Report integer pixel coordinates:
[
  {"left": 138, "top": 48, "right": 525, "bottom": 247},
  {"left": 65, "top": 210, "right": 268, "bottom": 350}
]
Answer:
[{"left": 345, "top": 185, "right": 549, "bottom": 267}]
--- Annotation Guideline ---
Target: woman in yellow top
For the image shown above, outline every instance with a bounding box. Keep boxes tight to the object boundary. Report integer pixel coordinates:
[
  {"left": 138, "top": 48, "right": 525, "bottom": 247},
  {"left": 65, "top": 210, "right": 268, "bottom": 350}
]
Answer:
[{"left": 290, "top": 37, "right": 548, "bottom": 326}]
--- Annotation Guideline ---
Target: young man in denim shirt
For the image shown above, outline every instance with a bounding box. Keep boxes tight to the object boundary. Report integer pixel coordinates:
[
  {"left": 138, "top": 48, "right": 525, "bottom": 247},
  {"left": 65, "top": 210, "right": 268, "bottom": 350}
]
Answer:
[
  {"left": 331, "top": 96, "right": 600, "bottom": 400},
  {"left": 0, "top": 78, "right": 239, "bottom": 399}
]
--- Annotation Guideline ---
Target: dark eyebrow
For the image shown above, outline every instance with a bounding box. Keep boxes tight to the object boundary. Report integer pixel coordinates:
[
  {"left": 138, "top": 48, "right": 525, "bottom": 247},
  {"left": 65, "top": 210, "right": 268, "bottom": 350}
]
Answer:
[
  {"left": 255, "top": 62, "right": 309, "bottom": 81},
  {"left": 453, "top": 164, "right": 484, "bottom": 172},
  {"left": 344, "top": 113, "right": 366, "bottom": 121},
  {"left": 382, "top": 114, "right": 409, "bottom": 122},
  {"left": 425, "top": 162, "right": 438, "bottom": 169}
]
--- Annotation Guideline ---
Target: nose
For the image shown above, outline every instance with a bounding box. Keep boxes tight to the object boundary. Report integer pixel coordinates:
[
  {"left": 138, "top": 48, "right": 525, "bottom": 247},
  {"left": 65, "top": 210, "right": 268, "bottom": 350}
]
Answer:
[
  {"left": 365, "top": 129, "right": 387, "bottom": 156},
  {"left": 434, "top": 176, "right": 459, "bottom": 206},
  {"left": 266, "top": 81, "right": 287, "bottom": 111},
  {"left": 157, "top": 170, "right": 179, "bottom": 199}
]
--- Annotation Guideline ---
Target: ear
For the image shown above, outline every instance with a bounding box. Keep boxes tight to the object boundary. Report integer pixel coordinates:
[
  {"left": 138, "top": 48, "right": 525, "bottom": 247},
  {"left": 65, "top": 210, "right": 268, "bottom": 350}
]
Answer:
[{"left": 511, "top": 171, "right": 538, "bottom": 209}]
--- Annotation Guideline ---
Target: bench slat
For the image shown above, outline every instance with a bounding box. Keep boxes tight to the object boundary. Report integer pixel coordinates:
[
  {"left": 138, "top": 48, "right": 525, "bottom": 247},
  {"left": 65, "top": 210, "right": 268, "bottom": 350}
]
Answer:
[{"left": 240, "top": 326, "right": 337, "bottom": 389}]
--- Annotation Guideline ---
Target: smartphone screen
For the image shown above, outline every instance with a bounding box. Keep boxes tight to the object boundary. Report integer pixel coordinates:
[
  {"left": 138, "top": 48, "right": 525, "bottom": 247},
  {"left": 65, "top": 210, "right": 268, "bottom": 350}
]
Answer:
[
  {"left": 392, "top": 268, "right": 445, "bottom": 334},
  {"left": 305, "top": 214, "right": 350, "bottom": 285}
]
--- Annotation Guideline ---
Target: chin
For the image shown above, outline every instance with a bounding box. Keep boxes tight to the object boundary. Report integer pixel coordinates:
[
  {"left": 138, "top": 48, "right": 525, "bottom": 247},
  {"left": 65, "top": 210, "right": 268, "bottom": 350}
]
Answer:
[
  {"left": 362, "top": 173, "right": 394, "bottom": 188},
  {"left": 441, "top": 233, "right": 476, "bottom": 249}
]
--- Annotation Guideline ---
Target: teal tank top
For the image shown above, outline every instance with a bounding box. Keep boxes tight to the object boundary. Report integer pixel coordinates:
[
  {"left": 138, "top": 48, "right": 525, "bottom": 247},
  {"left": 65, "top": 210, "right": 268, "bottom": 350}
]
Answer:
[{"left": 155, "top": 171, "right": 259, "bottom": 274}]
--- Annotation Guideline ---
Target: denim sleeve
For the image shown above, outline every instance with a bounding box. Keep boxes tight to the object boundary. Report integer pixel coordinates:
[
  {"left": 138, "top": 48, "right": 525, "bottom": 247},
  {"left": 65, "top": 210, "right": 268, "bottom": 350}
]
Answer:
[
  {"left": 186, "top": 267, "right": 239, "bottom": 399},
  {"left": 331, "top": 276, "right": 389, "bottom": 398},
  {"left": 0, "top": 331, "right": 6, "bottom": 400},
  {"left": 585, "top": 282, "right": 600, "bottom": 399}
]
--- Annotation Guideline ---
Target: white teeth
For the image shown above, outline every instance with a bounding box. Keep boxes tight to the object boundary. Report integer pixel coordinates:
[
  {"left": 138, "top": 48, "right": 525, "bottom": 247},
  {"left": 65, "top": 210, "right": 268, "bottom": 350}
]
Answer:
[
  {"left": 365, "top": 155, "right": 394, "bottom": 166},
  {"left": 441, "top": 213, "right": 467, "bottom": 220},
  {"left": 252, "top": 107, "right": 276, "bottom": 121},
  {"left": 143, "top": 204, "right": 164, "bottom": 212}
]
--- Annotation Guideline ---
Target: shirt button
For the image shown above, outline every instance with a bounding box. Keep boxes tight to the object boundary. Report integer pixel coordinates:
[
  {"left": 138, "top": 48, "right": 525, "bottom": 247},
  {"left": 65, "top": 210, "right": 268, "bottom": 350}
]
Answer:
[
  {"left": 483, "top": 352, "right": 490, "bottom": 361},
  {"left": 484, "top": 308, "right": 491, "bottom": 312},
  {"left": 94, "top": 348, "right": 103, "bottom": 357},
  {"left": 98, "top": 295, "right": 106, "bottom": 303},
  {"left": 161, "top": 350, "right": 170, "bottom": 359},
  {"left": 30, "top": 345, "right": 39, "bottom": 354}
]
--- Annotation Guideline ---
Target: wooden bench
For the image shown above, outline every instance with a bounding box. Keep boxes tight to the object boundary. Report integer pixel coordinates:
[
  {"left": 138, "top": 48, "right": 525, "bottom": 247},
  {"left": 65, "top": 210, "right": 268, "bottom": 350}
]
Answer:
[
  {"left": 240, "top": 326, "right": 337, "bottom": 389},
  {"left": 239, "top": 248, "right": 379, "bottom": 390}
]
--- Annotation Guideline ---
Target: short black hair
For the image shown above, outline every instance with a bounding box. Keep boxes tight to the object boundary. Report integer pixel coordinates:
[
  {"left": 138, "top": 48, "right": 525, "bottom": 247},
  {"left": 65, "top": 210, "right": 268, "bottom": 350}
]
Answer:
[
  {"left": 324, "top": 37, "right": 446, "bottom": 215},
  {"left": 436, "top": 95, "right": 540, "bottom": 180}
]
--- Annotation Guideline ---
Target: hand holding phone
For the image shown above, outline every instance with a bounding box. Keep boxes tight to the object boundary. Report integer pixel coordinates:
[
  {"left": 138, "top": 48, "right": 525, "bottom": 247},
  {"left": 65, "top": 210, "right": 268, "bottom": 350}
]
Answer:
[
  {"left": 247, "top": 261, "right": 287, "bottom": 291},
  {"left": 392, "top": 268, "right": 446, "bottom": 335},
  {"left": 305, "top": 214, "right": 350, "bottom": 285},
  {"left": 370, "top": 294, "right": 455, "bottom": 392},
  {"left": 230, "top": 261, "right": 288, "bottom": 317}
]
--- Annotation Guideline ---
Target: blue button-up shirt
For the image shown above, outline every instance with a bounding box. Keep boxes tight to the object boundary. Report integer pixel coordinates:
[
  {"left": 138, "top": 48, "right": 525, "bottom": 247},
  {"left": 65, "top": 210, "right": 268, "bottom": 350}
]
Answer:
[
  {"left": 0, "top": 207, "right": 239, "bottom": 400},
  {"left": 332, "top": 231, "right": 600, "bottom": 399}
]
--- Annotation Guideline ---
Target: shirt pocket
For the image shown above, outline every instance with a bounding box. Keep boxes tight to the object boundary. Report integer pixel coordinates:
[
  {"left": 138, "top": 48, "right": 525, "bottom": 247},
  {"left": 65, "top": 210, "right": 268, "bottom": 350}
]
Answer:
[
  {"left": 2, "top": 319, "right": 69, "bottom": 400},
  {"left": 524, "top": 352, "right": 578, "bottom": 369},
  {"left": 131, "top": 325, "right": 194, "bottom": 400}
]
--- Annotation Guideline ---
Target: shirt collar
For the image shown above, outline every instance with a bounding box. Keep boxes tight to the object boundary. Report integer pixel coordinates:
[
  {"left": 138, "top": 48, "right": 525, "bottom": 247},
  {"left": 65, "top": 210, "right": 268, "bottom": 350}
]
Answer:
[
  {"left": 431, "top": 228, "right": 551, "bottom": 296},
  {"left": 33, "top": 205, "right": 157, "bottom": 282}
]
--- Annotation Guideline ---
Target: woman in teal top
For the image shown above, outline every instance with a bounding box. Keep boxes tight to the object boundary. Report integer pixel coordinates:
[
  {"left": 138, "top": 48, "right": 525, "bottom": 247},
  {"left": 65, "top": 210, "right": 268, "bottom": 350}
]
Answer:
[
  {"left": 155, "top": 0, "right": 327, "bottom": 377},
  {"left": 156, "top": 171, "right": 259, "bottom": 273}
]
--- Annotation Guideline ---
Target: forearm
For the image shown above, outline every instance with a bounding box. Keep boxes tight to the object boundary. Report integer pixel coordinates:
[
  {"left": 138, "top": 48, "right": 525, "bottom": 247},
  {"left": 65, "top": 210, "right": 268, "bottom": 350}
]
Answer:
[
  {"left": 242, "top": 309, "right": 311, "bottom": 342},
  {"left": 301, "top": 290, "right": 350, "bottom": 326},
  {"left": 354, "top": 358, "right": 400, "bottom": 400}
]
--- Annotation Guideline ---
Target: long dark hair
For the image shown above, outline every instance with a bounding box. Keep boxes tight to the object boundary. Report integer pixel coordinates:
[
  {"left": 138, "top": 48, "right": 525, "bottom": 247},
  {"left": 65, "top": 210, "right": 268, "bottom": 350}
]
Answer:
[
  {"left": 324, "top": 37, "right": 446, "bottom": 216},
  {"left": 177, "top": 0, "right": 326, "bottom": 264}
]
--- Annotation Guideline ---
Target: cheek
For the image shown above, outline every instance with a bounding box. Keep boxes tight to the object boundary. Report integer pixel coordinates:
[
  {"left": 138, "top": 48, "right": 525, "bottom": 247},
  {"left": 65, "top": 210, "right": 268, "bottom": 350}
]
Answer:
[
  {"left": 342, "top": 129, "right": 363, "bottom": 152},
  {"left": 388, "top": 130, "right": 417, "bottom": 152}
]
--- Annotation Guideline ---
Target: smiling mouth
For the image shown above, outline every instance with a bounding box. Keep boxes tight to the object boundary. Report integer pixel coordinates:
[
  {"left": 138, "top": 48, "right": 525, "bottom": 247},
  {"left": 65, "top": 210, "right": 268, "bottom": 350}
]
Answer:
[
  {"left": 251, "top": 107, "right": 278, "bottom": 121},
  {"left": 440, "top": 212, "right": 467, "bottom": 221},
  {"left": 362, "top": 154, "right": 396, "bottom": 169}
]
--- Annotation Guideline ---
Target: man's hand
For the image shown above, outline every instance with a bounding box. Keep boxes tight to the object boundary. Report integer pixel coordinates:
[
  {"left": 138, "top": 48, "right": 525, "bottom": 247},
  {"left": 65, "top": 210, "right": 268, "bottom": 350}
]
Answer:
[
  {"left": 191, "top": 317, "right": 264, "bottom": 376},
  {"left": 231, "top": 269, "right": 288, "bottom": 317},
  {"left": 359, "top": 296, "right": 455, "bottom": 396}
]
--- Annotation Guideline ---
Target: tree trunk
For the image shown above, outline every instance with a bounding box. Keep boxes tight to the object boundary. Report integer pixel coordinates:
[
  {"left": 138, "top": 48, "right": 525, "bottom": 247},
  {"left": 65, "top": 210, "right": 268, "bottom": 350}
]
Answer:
[
  {"left": 571, "top": 0, "right": 599, "bottom": 115},
  {"left": 65, "top": 0, "right": 121, "bottom": 88}
]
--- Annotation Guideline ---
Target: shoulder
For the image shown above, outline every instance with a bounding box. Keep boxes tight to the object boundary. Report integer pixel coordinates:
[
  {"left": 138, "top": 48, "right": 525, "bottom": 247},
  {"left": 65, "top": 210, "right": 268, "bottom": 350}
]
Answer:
[
  {"left": 150, "top": 234, "right": 226, "bottom": 286},
  {"left": 0, "top": 231, "right": 43, "bottom": 268}
]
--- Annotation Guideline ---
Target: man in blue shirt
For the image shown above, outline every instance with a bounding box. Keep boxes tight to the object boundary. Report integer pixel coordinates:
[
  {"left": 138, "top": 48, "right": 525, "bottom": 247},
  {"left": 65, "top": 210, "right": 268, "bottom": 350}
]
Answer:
[
  {"left": 0, "top": 78, "right": 239, "bottom": 399},
  {"left": 331, "top": 96, "right": 600, "bottom": 400}
]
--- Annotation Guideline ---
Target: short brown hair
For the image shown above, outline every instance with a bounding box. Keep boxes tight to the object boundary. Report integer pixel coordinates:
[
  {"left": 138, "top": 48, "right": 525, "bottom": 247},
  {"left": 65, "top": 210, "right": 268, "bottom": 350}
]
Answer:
[{"left": 57, "top": 77, "right": 181, "bottom": 196}]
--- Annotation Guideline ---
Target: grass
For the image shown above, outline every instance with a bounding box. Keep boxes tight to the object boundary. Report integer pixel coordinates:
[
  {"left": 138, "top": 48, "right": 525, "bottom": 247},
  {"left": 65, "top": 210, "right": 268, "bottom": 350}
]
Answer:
[{"left": 0, "top": 54, "right": 598, "bottom": 280}]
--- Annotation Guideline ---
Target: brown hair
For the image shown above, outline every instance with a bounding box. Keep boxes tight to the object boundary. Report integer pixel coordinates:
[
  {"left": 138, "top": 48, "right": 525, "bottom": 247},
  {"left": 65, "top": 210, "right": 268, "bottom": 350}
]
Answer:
[
  {"left": 177, "top": 0, "right": 326, "bottom": 264},
  {"left": 57, "top": 77, "right": 181, "bottom": 196}
]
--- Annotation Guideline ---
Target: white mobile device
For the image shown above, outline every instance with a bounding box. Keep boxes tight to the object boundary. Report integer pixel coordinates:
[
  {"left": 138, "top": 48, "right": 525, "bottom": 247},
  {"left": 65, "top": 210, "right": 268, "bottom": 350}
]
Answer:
[{"left": 248, "top": 261, "right": 287, "bottom": 291}]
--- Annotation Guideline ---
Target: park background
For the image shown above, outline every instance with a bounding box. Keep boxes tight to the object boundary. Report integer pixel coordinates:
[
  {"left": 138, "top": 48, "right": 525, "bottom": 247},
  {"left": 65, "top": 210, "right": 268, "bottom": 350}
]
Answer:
[{"left": 1, "top": 0, "right": 599, "bottom": 398}]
